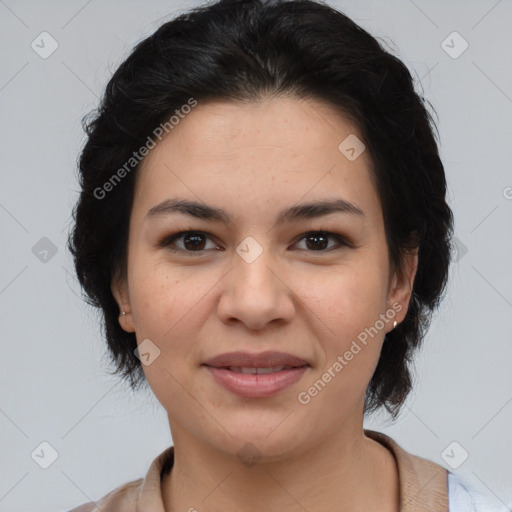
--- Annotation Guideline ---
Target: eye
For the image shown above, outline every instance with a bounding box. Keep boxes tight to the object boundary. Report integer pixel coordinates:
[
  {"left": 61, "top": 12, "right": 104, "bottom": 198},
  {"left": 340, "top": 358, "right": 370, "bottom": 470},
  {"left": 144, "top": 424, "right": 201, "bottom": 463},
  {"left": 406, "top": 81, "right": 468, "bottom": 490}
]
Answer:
[
  {"left": 292, "top": 231, "right": 350, "bottom": 252},
  {"left": 159, "top": 230, "right": 351, "bottom": 255},
  {"left": 160, "top": 231, "right": 221, "bottom": 253}
]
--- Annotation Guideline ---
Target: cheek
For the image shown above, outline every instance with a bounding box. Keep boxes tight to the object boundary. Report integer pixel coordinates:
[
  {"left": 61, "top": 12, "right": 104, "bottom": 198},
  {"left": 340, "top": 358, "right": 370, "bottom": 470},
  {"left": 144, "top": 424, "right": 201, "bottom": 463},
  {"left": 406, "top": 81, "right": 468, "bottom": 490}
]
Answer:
[
  {"left": 127, "top": 258, "right": 217, "bottom": 380},
  {"left": 297, "top": 263, "right": 388, "bottom": 381},
  {"left": 300, "top": 263, "right": 387, "bottom": 328},
  {"left": 129, "top": 258, "right": 202, "bottom": 334},
  {"left": 128, "top": 266, "right": 197, "bottom": 403}
]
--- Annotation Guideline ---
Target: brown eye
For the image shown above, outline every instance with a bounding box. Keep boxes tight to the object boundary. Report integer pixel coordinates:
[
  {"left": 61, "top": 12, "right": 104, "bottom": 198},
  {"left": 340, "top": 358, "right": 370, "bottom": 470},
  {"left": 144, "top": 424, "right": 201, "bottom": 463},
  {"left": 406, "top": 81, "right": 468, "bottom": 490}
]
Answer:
[
  {"left": 160, "top": 231, "right": 220, "bottom": 253},
  {"left": 305, "top": 233, "right": 329, "bottom": 250},
  {"left": 293, "top": 231, "right": 350, "bottom": 252},
  {"left": 181, "top": 233, "right": 207, "bottom": 250}
]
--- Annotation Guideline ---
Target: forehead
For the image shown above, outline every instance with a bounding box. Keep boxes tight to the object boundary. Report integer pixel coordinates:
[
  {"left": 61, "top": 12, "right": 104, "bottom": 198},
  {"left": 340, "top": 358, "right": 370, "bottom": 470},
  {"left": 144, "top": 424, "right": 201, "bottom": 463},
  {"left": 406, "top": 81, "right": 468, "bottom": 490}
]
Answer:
[
  {"left": 132, "top": 96, "right": 381, "bottom": 225},
  {"left": 141, "top": 96, "right": 365, "bottom": 163}
]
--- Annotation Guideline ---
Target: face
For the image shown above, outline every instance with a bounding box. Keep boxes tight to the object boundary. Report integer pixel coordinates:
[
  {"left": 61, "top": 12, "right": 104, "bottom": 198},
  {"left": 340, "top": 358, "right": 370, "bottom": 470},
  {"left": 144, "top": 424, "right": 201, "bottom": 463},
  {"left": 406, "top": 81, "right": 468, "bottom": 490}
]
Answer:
[{"left": 112, "top": 96, "right": 417, "bottom": 459}]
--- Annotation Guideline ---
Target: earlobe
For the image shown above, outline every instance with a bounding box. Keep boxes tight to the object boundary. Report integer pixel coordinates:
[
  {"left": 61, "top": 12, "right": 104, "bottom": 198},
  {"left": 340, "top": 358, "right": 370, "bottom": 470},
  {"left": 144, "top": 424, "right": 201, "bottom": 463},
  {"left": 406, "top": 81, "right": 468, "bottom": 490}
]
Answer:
[
  {"left": 387, "top": 248, "right": 419, "bottom": 324},
  {"left": 111, "top": 272, "right": 135, "bottom": 333}
]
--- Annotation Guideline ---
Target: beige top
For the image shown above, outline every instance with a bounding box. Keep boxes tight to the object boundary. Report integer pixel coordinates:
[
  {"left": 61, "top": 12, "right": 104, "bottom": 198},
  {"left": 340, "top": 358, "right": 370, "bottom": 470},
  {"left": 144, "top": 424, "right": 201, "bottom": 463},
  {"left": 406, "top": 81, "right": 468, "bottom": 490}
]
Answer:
[{"left": 69, "top": 429, "right": 449, "bottom": 512}]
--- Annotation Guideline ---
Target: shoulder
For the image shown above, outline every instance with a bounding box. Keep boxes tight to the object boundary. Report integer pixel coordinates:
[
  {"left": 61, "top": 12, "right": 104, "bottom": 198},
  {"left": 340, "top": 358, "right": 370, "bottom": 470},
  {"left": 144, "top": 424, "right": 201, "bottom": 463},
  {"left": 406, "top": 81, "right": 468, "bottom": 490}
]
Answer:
[
  {"left": 448, "top": 472, "right": 504, "bottom": 512},
  {"left": 66, "top": 445, "right": 174, "bottom": 512},
  {"left": 67, "top": 477, "right": 144, "bottom": 512}
]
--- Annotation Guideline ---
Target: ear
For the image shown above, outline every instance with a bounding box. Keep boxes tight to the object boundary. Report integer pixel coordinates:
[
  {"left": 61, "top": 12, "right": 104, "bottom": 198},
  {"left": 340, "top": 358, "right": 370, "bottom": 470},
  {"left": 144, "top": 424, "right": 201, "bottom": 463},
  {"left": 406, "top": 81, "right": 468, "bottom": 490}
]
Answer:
[
  {"left": 111, "top": 270, "right": 136, "bottom": 333},
  {"left": 386, "top": 247, "right": 419, "bottom": 329}
]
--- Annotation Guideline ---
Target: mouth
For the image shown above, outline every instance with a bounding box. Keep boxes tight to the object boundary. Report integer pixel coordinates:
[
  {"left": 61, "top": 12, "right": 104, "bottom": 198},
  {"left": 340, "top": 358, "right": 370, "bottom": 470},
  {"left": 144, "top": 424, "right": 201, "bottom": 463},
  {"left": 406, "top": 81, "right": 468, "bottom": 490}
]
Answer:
[
  {"left": 202, "top": 350, "right": 310, "bottom": 369},
  {"left": 202, "top": 352, "right": 310, "bottom": 398},
  {"left": 220, "top": 365, "right": 305, "bottom": 374}
]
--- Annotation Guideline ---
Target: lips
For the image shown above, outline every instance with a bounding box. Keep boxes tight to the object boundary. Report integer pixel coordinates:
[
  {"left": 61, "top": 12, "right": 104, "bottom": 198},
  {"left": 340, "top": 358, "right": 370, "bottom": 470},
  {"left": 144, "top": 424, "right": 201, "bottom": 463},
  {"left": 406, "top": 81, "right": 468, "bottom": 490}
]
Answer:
[
  {"left": 205, "top": 366, "right": 309, "bottom": 398},
  {"left": 202, "top": 351, "right": 309, "bottom": 398},
  {"left": 202, "top": 350, "right": 309, "bottom": 369},
  {"left": 227, "top": 365, "right": 296, "bottom": 374}
]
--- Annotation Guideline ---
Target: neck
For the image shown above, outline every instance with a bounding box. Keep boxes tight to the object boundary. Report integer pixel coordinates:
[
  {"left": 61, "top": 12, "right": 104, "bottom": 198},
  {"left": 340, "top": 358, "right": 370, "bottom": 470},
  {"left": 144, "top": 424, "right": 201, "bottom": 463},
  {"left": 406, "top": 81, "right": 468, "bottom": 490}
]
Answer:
[{"left": 161, "top": 422, "right": 399, "bottom": 512}]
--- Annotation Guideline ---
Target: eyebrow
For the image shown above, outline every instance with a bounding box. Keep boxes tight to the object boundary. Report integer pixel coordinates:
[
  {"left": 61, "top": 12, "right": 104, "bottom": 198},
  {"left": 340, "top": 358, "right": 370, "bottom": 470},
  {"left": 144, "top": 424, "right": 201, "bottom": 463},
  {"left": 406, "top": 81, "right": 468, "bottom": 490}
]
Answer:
[{"left": 145, "top": 197, "right": 365, "bottom": 224}]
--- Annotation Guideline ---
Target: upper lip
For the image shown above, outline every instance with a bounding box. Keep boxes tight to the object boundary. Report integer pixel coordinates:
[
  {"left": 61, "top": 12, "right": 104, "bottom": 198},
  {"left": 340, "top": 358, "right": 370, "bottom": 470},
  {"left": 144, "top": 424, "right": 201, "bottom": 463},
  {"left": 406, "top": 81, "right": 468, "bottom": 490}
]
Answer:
[{"left": 203, "top": 350, "right": 309, "bottom": 368}]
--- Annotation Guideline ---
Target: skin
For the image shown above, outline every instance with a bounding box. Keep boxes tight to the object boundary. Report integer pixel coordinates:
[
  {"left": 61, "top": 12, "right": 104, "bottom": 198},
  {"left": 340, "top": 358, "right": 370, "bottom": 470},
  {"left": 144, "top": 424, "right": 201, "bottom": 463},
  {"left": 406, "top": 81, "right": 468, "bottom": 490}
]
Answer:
[{"left": 112, "top": 96, "right": 418, "bottom": 512}]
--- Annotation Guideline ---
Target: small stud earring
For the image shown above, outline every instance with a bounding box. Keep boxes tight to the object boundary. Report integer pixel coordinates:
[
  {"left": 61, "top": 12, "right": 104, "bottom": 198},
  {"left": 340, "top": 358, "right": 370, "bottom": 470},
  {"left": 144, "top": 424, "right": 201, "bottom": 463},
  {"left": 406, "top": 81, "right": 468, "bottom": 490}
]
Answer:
[
  {"left": 393, "top": 320, "right": 398, "bottom": 329},
  {"left": 121, "top": 311, "right": 126, "bottom": 316}
]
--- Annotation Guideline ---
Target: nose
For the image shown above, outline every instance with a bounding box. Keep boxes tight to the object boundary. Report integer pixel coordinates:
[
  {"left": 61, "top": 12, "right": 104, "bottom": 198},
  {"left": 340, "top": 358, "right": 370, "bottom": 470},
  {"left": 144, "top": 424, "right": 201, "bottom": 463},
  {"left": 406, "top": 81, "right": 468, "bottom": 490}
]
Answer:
[{"left": 217, "top": 246, "right": 296, "bottom": 330}]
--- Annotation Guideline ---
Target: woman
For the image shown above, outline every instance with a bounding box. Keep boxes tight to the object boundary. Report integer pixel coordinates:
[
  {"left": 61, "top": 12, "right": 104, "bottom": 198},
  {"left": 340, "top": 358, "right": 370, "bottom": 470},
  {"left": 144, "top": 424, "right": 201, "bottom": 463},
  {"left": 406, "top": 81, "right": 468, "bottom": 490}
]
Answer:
[{"left": 67, "top": 0, "right": 499, "bottom": 510}]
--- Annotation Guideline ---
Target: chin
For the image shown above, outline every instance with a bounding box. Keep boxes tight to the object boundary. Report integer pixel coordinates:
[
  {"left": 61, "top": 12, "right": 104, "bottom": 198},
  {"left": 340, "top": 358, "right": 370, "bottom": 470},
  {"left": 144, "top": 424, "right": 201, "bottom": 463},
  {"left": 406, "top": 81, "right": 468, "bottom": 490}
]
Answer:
[{"left": 224, "top": 420, "right": 307, "bottom": 457}]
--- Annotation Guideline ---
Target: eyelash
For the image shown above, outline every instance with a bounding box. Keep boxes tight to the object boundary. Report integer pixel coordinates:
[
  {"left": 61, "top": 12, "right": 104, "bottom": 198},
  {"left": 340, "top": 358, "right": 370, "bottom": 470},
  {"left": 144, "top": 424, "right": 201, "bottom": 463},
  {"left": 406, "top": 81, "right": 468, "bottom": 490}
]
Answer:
[{"left": 159, "top": 230, "right": 352, "bottom": 255}]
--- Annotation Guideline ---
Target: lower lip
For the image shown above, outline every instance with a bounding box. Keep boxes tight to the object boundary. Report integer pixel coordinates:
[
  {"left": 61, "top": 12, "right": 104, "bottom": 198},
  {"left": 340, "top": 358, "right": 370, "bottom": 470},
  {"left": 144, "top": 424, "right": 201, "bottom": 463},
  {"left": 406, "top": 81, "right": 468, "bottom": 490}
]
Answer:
[{"left": 205, "top": 366, "right": 309, "bottom": 398}]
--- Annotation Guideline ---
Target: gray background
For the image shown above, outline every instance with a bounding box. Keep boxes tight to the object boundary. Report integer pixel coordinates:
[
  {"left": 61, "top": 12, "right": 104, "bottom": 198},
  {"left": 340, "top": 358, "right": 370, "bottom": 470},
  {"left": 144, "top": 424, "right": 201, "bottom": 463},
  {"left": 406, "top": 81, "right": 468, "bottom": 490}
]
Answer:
[{"left": 1, "top": 1, "right": 511, "bottom": 511}]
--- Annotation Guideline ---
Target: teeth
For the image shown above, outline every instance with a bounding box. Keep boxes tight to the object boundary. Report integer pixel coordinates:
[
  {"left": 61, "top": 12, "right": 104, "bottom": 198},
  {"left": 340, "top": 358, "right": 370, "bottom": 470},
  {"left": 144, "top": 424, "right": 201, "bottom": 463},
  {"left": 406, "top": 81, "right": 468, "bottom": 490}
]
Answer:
[{"left": 228, "top": 365, "right": 291, "bottom": 374}]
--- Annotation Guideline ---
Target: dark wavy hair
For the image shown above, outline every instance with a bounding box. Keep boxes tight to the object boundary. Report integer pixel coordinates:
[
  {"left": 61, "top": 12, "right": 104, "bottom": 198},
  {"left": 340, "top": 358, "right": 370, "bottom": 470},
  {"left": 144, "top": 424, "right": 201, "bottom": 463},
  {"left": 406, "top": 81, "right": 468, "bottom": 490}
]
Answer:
[{"left": 68, "top": 0, "right": 454, "bottom": 419}]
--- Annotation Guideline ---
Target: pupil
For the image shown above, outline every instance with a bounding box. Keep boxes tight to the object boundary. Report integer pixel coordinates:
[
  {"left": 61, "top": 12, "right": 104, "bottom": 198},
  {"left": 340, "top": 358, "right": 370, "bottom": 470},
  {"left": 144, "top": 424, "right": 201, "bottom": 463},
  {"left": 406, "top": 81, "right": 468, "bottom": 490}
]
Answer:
[
  {"left": 306, "top": 233, "right": 328, "bottom": 250},
  {"left": 184, "top": 233, "right": 205, "bottom": 250}
]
